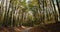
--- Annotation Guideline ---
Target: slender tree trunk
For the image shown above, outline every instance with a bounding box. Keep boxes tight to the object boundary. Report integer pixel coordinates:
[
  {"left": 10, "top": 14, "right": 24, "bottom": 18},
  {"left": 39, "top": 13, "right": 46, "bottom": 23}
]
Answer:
[
  {"left": 51, "top": 0, "right": 58, "bottom": 23},
  {"left": 56, "top": 0, "right": 60, "bottom": 14},
  {"left": 56, "top": 0, "right": 60, "bottom": 21}
]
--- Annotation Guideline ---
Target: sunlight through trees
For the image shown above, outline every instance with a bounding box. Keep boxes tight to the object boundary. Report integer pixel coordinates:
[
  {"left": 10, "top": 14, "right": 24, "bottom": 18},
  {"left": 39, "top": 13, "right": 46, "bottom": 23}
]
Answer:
[{"left": 0, "top": 0, "right": 60, "bottom": 27}]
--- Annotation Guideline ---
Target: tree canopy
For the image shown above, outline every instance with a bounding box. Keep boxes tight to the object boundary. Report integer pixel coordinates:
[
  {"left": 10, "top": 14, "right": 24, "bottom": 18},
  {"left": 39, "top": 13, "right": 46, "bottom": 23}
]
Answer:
[{"left": 0, "top": 0, "right": 60, "bottom": 27}]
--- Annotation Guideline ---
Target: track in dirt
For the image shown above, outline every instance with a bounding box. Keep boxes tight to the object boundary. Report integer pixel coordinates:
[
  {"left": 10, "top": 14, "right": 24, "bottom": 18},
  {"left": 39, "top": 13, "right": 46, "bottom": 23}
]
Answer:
[{"left": 0, "top": 23, "right": 60, "bottom": 32}]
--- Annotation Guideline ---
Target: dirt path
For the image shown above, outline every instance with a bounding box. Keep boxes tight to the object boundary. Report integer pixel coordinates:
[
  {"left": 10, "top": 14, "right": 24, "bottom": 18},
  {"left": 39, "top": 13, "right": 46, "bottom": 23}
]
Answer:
[{"left": 0, "top": 23, "right": 60, "bottom": 32}]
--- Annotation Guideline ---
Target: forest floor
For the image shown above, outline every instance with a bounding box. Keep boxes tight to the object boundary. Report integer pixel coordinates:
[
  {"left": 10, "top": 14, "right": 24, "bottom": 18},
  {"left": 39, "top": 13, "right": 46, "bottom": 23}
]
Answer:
[{"left": 0, "top": 22, "right": 60, "bottom": 32}]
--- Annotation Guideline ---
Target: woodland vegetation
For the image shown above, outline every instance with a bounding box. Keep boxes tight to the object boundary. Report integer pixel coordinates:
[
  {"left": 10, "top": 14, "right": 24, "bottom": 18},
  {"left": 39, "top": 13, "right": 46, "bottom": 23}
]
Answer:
[{"left": 0, "top": 0, "right": 60, "bottom": 27}]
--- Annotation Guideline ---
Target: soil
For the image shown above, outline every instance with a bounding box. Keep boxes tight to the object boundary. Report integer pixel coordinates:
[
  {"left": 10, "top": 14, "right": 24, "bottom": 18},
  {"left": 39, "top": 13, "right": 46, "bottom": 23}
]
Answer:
[{"left": 0, "top": 22, "right": 60, "bottom": 32}]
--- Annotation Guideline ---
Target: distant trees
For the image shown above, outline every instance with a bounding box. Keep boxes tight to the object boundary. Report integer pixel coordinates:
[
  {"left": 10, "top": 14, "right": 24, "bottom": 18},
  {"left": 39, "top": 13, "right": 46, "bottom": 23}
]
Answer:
[{"left": 0, "top": 0, "right": 60, "bottom": 27}]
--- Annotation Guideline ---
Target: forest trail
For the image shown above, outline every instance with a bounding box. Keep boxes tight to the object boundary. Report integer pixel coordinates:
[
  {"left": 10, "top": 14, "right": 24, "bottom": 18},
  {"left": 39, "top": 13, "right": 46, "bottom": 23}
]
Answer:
[{"left": 0, "top": 23, "right": 60, "bottom": 32}]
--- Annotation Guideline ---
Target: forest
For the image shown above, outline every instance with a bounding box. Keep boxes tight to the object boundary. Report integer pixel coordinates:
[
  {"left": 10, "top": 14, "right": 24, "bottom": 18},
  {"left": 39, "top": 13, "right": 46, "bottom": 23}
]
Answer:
[{"left": 0, "top": 0, "right": 60, "bottom": 32}]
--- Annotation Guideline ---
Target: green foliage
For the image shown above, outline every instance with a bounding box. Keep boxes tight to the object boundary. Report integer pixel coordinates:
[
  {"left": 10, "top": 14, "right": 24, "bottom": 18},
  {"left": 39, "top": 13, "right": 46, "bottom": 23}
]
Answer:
[{"left": 0, "top": 0, "right": 59, "bottom": 27}]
